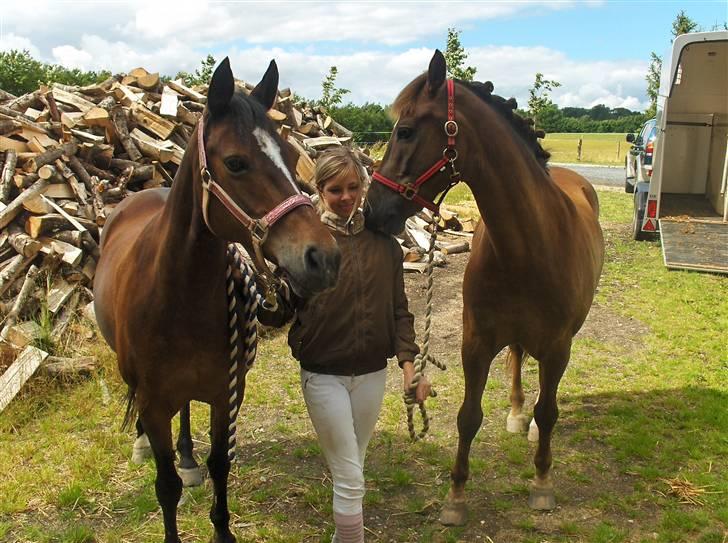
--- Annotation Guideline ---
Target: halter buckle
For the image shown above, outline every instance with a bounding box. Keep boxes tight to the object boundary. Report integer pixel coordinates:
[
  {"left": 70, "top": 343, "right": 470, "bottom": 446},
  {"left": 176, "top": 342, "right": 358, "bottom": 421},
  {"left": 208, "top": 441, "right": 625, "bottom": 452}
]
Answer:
[
  {"left": 201, "top": 167, "right": 213, "bottom": 187},
  {"left": 443, "top": 147, "right": 458, "bottom": 162},
  {"left": 250, "top": 220, "right": 269, "bottom": 243},
  {"left": 401, "top": 184, "right": 418, "bottom": 200},
  {"left": 444, "top": 120, "right": 459, "bottom": 137}
]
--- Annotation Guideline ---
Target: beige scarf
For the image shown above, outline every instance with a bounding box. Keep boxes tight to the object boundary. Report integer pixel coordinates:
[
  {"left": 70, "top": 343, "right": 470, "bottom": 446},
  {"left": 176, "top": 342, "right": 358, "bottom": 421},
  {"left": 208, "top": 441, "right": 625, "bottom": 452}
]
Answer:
[{"left": 319, "top": 209, "right": 365, "bottom": 236}]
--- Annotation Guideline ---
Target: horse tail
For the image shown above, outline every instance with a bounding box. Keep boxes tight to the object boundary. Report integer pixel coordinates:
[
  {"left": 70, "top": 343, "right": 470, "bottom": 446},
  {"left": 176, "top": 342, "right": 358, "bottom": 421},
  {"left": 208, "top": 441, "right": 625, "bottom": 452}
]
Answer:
[
  {"left": 121, "top": 386, "right": 137, "bottom": 432},
  {"left": 505, "top": 345, "right": 530, "bottom": 370}
]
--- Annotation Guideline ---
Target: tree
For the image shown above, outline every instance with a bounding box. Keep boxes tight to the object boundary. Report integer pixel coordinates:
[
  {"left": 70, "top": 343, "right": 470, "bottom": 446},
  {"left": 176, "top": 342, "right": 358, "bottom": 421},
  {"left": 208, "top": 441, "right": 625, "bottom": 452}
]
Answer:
[
  {"left": 527, "top": 72, "right": 561, "bottom": 129},
  {"left": 444, "top": 27, "right": 477, "bottom": 81},
  {"left": 175, "top": 54, "right": 217, "bottom": 86},
  {"left": 0, "top": 49, "right": 110, "bottom": 96},
  {"left": 645, "top": 52, "right": 662, "bottom": 118},
  {"left": 671, "top": 10, "right": 699, "bottom": 39},
  {"left": 319, "top": 66, "right": 350, "bottom": 110}
]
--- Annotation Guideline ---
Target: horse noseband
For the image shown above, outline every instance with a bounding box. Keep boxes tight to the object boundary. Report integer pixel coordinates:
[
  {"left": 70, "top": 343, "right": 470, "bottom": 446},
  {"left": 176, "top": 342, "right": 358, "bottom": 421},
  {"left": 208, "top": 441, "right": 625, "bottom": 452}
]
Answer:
[
  {"left": 372, "top": 78, "right": 461, "bottom": 213},
  {"left": 197, "top": 120, "right": 313, "bottom": 243}
]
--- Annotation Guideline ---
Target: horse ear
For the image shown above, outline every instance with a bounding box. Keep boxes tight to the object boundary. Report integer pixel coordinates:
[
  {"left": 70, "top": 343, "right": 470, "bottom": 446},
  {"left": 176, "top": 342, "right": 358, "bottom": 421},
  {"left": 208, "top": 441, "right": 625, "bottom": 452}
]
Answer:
[
  {"left": 427, "top": 50, "right": 447, "bottom": 97},
  {"left": 208, "top": 57, "right": 235, "bottom": 116},
  {"left": 251, "top": 60, "right": 279, "bottom": 111}
]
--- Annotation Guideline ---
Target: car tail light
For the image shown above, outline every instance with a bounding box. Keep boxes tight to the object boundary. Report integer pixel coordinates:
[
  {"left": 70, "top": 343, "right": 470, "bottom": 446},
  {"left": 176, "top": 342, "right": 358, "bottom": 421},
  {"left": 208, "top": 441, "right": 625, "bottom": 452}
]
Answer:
[
  {"left": 647, "top": 199, "right": 657, "bottom": 218},
  {"left": 645, "top": 141, "right": 654, "bottom": 157}
]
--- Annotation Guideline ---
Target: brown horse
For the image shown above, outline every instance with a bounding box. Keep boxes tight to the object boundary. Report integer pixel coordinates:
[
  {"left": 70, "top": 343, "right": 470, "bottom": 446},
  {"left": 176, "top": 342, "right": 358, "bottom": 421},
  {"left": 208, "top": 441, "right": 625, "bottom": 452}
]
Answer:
[
  {"left": 365, "top": 50, "right": 604, "bottom": 525},
  {"left": 93, "top": 58, "right": 340, "bottom": 543}
]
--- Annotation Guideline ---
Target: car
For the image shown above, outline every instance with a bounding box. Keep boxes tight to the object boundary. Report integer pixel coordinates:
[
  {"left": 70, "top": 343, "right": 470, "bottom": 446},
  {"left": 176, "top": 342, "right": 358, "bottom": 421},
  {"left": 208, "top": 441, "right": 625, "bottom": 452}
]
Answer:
[{"left": 624, "top": 117, "right": 657, "bottom": 193}]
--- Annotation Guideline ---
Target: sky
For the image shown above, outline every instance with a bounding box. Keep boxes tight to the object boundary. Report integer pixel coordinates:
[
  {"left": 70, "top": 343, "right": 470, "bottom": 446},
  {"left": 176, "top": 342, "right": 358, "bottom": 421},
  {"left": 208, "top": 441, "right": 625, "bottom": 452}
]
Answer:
[{"left": 1, "top": 1, "right": 726, "bottom": 112}]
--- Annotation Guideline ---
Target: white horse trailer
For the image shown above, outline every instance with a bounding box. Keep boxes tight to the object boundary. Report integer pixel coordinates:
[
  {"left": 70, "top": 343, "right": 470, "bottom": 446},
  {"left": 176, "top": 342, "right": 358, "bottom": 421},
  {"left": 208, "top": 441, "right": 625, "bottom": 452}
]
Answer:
[{"left": 635, "top": 31, "right": 728, "bottom": 274}]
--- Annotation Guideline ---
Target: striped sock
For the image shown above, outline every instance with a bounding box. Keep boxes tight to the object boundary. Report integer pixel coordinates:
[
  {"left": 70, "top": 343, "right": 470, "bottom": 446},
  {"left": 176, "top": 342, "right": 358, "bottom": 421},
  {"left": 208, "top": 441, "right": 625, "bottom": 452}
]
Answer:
[{"left": 333, "top": 511, "right": 364, "bottom": 543}]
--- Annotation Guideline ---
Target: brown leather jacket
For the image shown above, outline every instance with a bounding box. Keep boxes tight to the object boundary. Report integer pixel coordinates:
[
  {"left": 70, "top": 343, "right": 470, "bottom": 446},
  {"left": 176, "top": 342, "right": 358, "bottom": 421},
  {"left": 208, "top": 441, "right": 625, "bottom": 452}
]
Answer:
[{"left": 259, "top": 225, "right": 419, "bottom": 376}]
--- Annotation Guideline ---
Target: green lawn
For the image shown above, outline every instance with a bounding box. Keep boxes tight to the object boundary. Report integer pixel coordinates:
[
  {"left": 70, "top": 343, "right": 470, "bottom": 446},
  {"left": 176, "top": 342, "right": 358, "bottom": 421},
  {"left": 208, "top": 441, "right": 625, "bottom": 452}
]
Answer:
[
  {"left": 540, "top": 133, "right": 629, "bottom": 166},
  {"left": 1, "top": 190, "right": 726, "bottom": 542}
]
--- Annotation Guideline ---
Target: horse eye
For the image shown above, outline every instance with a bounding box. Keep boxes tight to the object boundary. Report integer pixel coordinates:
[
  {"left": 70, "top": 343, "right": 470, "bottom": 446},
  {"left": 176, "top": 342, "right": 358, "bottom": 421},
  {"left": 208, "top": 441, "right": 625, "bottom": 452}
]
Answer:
[
  {"left": 224, "top": 157, "right": 248, "bottom": 174},
  {"left": 396, "top": 127, "right": 413, "bottom": 141}
]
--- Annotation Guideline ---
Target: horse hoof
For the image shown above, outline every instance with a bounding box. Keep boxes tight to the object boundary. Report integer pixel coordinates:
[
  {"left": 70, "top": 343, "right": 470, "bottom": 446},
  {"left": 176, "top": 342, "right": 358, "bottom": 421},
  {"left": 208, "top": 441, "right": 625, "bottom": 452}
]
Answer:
[
  {"left": 528, "top": 485, "right": 556, "bottom": 510},
  {"left": 506, "top": 413, "right": 529, "bottom": 433},
  {"left": 527, "top": 418, "right": 539, "bottom": 442},
  {"left": 131, "top": 434, "right": 152, "bottom": 464},
  {"left": 439, "top": 501, "right": 468, "bottom": 526},
  {"left": 179, "top": 466, "right": 203, "bottom": 487},
  {"left": 211, "top": 532, "right": 236, "bottom": 543}
]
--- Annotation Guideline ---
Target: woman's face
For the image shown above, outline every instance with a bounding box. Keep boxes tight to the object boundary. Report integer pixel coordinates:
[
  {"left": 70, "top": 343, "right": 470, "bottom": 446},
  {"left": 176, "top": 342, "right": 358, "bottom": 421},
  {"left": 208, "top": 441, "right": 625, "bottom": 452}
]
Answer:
[{"left": 320, "top": 171, "right": 362, "bottom": 218}]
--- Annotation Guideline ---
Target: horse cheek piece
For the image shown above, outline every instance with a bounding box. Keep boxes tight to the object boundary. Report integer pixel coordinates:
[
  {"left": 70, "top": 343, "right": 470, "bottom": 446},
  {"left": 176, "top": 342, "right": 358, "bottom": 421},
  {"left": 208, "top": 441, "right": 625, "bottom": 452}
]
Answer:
[
  {"left": 93, "top": 57, "right": 340, "bottom": 543},
  {"left": 366, "top": 50, "right": 604, "bottom": 526}
]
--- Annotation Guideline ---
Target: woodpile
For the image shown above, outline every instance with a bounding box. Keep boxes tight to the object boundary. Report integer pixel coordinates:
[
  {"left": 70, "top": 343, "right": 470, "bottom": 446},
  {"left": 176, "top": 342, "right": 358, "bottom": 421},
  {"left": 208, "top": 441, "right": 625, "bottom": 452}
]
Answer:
[
  {"left": 0, "top": 66, "right": 369, "bottom": 409},
  {"left": 399, "top": 209, "right": 473, "bottom": 273}
]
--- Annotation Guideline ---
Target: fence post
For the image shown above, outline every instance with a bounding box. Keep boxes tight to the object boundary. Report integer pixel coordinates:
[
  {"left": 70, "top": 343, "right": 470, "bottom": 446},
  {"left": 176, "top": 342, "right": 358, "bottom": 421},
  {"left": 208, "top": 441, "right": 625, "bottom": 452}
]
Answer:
[
  {"left": 577, "top": 137, "right": 583, "bottom": 162},
  {"left": 617, "top": 140, "right": 621, "bottom": 160}
]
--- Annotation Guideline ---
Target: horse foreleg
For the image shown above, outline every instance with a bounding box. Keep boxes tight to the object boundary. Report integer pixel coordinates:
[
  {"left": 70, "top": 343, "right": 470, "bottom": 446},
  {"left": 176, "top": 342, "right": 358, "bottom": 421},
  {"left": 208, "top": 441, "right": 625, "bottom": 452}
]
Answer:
[
  {"left": 140, "top": 408, "right": 183, "bottom": 543},
  {"left": 440, "top": 334, "right": 496, "bottom": 527},
  {"left": 505, "top": 344, "right": 530, "bottom": 433},
  {"left": 132, "top": 417, "right": 152, "bottom": 464},
  {"left": 207, "top": 400, "right": 237, "bottom": 543},
  {"left": 529, "top": 343, "right": 571, "bottom": 511},
  {"left": 176, "top": 402, "right": 202, "bottom": 487}
]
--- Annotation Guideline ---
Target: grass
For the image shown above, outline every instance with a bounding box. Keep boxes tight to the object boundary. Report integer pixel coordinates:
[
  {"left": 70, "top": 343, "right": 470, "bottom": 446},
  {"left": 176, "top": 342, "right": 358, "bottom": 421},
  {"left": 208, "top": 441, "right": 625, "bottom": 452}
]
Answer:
[
  {"left": 0, "top": 190, "right": 726, "bottom": 542},
  {"left": 540, "top": 132, "right": 629, "bottom": 166}
]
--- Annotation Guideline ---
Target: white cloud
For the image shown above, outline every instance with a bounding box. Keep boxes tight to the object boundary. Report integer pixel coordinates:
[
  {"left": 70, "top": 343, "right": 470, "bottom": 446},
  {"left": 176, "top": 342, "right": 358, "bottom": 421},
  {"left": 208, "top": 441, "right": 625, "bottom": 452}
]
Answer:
[
  {"left": 0, "top": 1, "right": 648, "bottom": 110},
  {"left": 0, "top": 33, "right": 41, "bottom": 57}
]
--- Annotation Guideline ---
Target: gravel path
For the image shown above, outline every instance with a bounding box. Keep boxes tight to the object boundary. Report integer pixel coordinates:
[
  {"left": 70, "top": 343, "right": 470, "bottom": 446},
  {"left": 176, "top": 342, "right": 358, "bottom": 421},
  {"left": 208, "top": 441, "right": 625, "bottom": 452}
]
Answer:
[{"left": 552, "top": 162, "right": 626, "bottom": 188}]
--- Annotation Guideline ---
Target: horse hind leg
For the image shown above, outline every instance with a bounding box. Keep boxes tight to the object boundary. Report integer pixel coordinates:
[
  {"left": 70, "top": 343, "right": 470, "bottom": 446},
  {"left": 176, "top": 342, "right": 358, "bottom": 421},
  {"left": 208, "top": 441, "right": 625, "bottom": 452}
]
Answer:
[
  {"left": 132, "top": 417, "right": 153, "bottom": 464},
  {"left": 505, "top": 345, "right": 530, "bottom": 434},
  {"left": 176, "top": 402, "right": 203, "bottom": 487},
  {"left": 528, "top": 343, "right": 571, "bottom": 511},
  {"left": 140, "top": 407, "right": 184, "bottom": 543},
  {"left": 440, "top": 334, "right": 497, "bottom": 527}
]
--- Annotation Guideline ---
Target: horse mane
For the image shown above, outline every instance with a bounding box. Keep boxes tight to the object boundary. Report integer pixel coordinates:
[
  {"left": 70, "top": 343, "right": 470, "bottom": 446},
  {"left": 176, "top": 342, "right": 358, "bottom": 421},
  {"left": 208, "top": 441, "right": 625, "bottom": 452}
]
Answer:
[
  {"left": 391, "top": 74, "right": 550, "bottom": 170},
  {"left": 459, "top": 80, "right": 550, "bottom": 169}
]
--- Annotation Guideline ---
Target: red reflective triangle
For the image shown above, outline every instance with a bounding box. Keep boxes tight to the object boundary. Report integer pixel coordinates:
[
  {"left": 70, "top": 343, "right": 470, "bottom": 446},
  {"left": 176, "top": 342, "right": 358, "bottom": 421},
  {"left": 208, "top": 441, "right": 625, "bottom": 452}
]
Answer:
[{"left": 643, "top": 218, "right": 656, "bottom": 231}]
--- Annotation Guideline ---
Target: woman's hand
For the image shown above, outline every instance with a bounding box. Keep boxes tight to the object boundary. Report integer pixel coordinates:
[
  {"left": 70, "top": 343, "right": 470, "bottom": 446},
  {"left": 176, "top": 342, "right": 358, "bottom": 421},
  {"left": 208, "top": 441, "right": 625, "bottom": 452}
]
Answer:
[{"left": 402, "top": 361, "right": 432, "bottom": 404}]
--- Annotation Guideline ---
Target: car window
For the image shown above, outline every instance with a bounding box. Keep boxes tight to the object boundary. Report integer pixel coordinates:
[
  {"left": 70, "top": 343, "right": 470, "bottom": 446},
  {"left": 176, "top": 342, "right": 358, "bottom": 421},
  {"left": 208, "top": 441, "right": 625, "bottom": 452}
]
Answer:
[
  {"left": 640, "top": 119, "right": 656, "bottom": 140},
  {"left": 646, "top": 125, "right": 657, "bottom": 143}
]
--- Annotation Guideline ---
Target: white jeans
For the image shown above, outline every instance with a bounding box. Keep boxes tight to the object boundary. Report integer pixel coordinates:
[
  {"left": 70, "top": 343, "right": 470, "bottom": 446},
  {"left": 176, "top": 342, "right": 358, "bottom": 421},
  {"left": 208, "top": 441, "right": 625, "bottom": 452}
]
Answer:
[{"left": 301, "top": 368, "right": 387, "bottom": 515}]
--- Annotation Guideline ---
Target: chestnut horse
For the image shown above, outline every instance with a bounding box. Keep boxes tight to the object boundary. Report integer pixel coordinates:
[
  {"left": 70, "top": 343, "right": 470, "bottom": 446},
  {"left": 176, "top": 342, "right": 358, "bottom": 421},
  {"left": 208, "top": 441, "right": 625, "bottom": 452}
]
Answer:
[
  {"left": 93, "top": 58, "right": 340, "bottom": 542},
  {"left": 365, "top": 51, "right": 604, "bottom": 525}
]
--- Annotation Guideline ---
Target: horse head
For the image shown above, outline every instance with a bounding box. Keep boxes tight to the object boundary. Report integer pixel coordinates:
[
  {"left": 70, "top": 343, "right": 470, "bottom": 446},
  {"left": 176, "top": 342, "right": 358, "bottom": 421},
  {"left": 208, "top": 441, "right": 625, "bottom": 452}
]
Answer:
[{"left": 199, "top": 58, "right": 340, "bottom": 296}]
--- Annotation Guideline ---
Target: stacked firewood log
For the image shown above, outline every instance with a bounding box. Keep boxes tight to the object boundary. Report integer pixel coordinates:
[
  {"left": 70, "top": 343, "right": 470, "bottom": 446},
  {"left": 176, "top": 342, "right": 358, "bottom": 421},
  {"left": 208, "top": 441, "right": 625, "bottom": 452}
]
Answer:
[{"left": 0, "top": 67, "right": 371, "bottom": 399}]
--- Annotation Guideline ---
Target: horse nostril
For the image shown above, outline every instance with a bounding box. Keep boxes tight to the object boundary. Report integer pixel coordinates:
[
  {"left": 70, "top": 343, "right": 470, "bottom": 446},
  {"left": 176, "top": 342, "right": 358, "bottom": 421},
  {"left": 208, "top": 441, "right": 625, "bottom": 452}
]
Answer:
[
  {"left": 304, "top": 246, "right": 322, "bottom": 273},
  {"left": 305, "top": 246, "right": 340, "bottom": 287}
]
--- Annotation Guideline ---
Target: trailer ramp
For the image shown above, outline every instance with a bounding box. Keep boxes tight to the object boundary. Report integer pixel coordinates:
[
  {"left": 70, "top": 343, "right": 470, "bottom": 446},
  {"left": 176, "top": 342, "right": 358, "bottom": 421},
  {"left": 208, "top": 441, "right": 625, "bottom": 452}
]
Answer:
[{"left": 659, "top": 219, "right": 728, "bottom": 274}]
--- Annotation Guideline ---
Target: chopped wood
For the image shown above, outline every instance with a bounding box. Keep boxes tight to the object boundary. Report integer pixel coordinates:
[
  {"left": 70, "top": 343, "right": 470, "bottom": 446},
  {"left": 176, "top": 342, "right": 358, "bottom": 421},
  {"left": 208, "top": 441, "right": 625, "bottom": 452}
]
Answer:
[
  {"left": 7, "top": 226, "right": 42, "bottom": 258},
  {"left": 0, "top": 120, "right": 22, "bottom": 136},
  {"left": 0, "top": 177, "right": 49, "bottom": 230},
  {"left": 166, "top": 80, "right": 207, "bottom": 103},
  {"left": 130, "top": 101, "right": 175, "bottom": 139},
  {"left": 287, "top": 137, "right": 316, "bottom": 184},
  {"left": 51, "top": 86, "right": 96, "bottom": 114},
  {"left": 0, "top": 345, "right": 49, "bottom": 413},
  {"left": 0, "top": 149, "right": 17, "bottom": 203},
  {"left": 303, "top": 136, "right": 343, "bottom": 149},
  {"left": 42, "top": 355, "right": 96, "bottom": 377},
  {"left": 110, "top": 105, "right": 142, "bottom": 162},
  {"left": 0, "top": 265, "right": 39, "bottom": 342},
  {"left": 4, "top": 321, "right": 41, "bottom": 349},
  {"left": 160, "top": 88, "right": 179, "bottom": 118},
  {"left": 25, "top": 213, "right": 98, "bottom": 240},
  {"left": 0, "top": 254, "right": 32, "bottom": 296},
  {"left": 39, "top": 237, "right": 83, "bottom": 267},
  {"left": 45, "top": 278, "right": 76, "bottom": 314},
  {"left": 24, "top": 141, "right": 77, "bottom": 173},
  {"left": 439, "top": 241, "right": 470, "bottom": 255}
]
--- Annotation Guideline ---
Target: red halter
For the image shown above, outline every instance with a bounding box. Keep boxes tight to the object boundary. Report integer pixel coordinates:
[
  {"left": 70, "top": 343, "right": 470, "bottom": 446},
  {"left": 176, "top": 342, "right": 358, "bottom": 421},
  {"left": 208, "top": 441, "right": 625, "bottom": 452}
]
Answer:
[
  {"left": 371, "top": 79, "right": 461, "bottom": 213},
  {"left": 197, "top": 119, "right": 313, "bottom": 242}
]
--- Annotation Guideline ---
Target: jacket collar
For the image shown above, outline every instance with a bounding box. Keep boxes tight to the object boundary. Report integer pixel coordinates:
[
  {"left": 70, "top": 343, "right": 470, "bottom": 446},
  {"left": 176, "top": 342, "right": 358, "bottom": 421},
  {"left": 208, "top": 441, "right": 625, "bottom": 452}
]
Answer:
[{"left": 319, "top": 209, "right": 365, "bottom": 236}]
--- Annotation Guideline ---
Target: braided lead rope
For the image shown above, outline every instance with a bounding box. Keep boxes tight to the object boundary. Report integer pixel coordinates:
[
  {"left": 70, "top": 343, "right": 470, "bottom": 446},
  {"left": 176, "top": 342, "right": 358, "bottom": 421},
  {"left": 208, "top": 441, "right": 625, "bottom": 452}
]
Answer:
[
  {"left": 404, "top": 214, "right": 447, "bottom": 441},
  {"left": 224, "top": 244, "right": 263, "bottom": 462}
]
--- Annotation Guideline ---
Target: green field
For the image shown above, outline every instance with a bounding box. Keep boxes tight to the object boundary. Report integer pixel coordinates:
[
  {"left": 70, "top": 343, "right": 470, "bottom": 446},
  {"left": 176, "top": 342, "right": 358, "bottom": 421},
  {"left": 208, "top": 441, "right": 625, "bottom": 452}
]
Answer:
[
  {"left": 368, "top": 133, "right": 631, "bottom": 167},
  {"left": 1, "top": 190, "right": 726, "bottom": 542},
  {"left": 540, "top": 133, "right": 629, "bottom": 166}
]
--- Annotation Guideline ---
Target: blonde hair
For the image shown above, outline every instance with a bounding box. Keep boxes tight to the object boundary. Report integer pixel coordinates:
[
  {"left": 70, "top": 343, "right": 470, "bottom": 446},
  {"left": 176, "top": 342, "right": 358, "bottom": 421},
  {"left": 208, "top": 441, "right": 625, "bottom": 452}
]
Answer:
[
  {"left": 314, "top": 146, "right": 369, "bottom": 193},
  {"left": 313, "top": 147, "right": 369, "bottom": 219}
]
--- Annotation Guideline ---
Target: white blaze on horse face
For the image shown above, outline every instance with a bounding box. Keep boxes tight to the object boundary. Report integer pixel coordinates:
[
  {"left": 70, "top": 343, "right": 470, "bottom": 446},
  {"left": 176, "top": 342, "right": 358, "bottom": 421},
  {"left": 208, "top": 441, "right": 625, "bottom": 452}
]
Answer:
[{"left": 252, "top": 127, "right": 298, "bottom": 191}]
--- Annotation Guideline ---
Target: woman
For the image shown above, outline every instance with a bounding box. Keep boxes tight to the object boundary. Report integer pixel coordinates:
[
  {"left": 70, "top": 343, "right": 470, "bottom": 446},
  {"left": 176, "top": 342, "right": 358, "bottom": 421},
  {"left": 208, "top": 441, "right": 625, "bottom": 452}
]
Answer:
[{"left": 259, "top": 146, "right": 431, "bottom": 542}]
